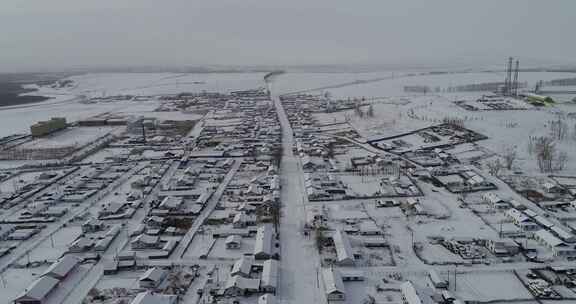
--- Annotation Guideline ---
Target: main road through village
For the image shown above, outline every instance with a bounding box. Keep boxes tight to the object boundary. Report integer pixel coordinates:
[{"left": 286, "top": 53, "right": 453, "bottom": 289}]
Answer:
[{"left": 272, "top": 92, "right": 328, "bottom": 304}]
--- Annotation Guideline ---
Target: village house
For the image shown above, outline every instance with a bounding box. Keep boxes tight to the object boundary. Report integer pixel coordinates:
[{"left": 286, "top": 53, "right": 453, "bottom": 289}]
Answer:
[
  {"left": 400, "top": 281, "right": 436, "bottom": 304},
  {"left": 43, "top": 255, "right": 80, "bottom": 280},
  {"left": 225, "top": 235, "right": 242, "bottom": 249},
  {"left": 482, "top": 192, "right": 509, "bottom": 210},
  {"left": 505, "top": 208, "right": 540, "bottom": 232},
  {"left": 486, "top": 239, "right": 520, "bottom": 256},
  {"left": 14, "top": 276, "right": 60, "bottom": 304},
  {"left": 139, "top": 267, "right": 168, "bottom": 288},
  {"left": 231, "top": 256, "right": 254, "bottom": 278},
  {"left": 322, "top": 268, "right": 346, "bottom": 301},
  {"left": 332, "top": 229, "right": 355, "bottom": 266},
  {"left": 534, "top": 230, "right": 576, "bottom": 257},
  {"left": 224, "top": 275, "right": 261, "bottom": 297},
  {"left": 81, "top": 218, "right": 106, "bottom": 233},
  {"left": 261, "top": 259, "right": 279, "bottom": 294},
  {"left": 254, "top": 224, "right": 274, "bottom": 260},
  {"left": 131, "top": 234, "right": 161, "bottom": 250}
]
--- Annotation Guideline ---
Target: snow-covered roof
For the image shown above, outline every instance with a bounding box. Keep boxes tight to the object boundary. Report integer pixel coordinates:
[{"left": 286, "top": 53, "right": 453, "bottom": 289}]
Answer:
[
  {"left": 332, "top": 229, "right": 354, "bottom": 264},
  {"left": 132, "top": 234, "right": 160, "bottom": 245},
  {"left": 322, "top": 268, "right": 345, "bottom": 295},
  {"left": 401, "top": 281, "right": 422, "bottom": 304},
  {"left": 505, "top": 208, "right": 531, "bottom": 224},
  {"left": 130, "top": 291, "right": 177, "bottom": 304},
  {"left": 533, "top": 215, "right": 554, "bottom": 228},
  {"left": 43, "top": 255, "right": 80, "bottom": 279},
  {"left": 259, "top": 294, "right": 276, "bottom": 304},
  {"left": 225, "top": 235, "right": 242, "bottom": 244},
  {"left": 15, "top": 276, "right": 59, "bottom": 302},
  {"left": 254, "top": 224, "right": 273, "bottom": 257},
  {"left": 535, "top": 229, "right": 565, "bottom": 248},
  {"left": 225, "top": 275, "right": 261, "bottom": 291},
  {"left": 139, "top": 267, "right": 167, "bottom": 283},
  {"left": 551, "top": 225, "right": 576, "bottom": 243},
  {"left": 231, "top": 256, "right": 254, "bottom": 276},
  {"left": 483, "top": 192, "right": 504, "bottom": 204},
  {"left": 261, "top": 259, "right": 279, "bottom": 289}
]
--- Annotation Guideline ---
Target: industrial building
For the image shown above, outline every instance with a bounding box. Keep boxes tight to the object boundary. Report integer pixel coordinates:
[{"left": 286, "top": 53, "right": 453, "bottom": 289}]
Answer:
[{"left": 30, "top": 117, "right": 67, "bottom": 137}]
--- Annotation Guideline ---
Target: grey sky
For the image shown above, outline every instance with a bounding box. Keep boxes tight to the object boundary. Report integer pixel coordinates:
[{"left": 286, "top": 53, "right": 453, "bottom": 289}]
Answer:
[{"left": 1, "top": 0, "right": 574, "bottom": 72}]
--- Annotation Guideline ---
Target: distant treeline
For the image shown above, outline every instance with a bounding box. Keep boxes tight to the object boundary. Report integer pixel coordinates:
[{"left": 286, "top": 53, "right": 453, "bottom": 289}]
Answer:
[
  {"left": 545, "top": 77, "right": 576, "bottom": 86},
  {"left": 448, "top": 82, "right": 526, "bottom": 92}
]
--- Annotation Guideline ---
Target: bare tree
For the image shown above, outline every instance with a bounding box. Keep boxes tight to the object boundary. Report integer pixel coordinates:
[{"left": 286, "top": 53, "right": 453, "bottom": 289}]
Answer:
[
  {"left": 549, "top": 117, "right": 568, "bottom": 141},
  {"left": 502, "top": 145, "right": 517, "bottom": 170},
  {"left": 486, "top": 158, "right": 503, "bottom": 176},
  {"left": 354, "top": 102, "right": 364, "bottom": 118},
  {"left": 534, "top": 136, "right": 556, "bottom": 173},
  {"left": 554, "top": 151, "right": 569, "bottom": 171},
  {"left": 367, "top": 104, "right": 375, "bottom": 118}
]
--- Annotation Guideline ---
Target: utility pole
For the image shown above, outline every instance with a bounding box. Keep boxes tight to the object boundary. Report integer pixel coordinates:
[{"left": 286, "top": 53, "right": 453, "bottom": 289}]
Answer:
[
  {"left": 454, "top": 265, "right": 457, "bottom": 291},
  {"left": 507, "top": 57, "right": 513, "bottom": 96}
]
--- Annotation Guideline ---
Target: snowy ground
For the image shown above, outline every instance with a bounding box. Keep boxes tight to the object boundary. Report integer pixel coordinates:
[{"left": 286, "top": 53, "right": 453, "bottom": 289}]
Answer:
[{"left": 2, "top": 70, "right": 576, "bottom": 304}]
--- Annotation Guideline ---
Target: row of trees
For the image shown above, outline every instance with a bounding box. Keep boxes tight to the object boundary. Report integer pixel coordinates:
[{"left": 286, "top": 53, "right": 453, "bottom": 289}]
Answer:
[{"left": 527, "top": 136, "right": 568, "bottom": 173}]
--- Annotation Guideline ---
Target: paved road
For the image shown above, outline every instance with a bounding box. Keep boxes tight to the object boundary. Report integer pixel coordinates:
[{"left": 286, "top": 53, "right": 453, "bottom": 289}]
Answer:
[{"left": 273, "top": 95, "right": 327, "bottom": 304}]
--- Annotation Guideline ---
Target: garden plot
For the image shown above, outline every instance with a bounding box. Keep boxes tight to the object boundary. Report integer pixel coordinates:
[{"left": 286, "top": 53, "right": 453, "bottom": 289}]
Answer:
[
  {"left": 418, "top": 242, "right": 466, "bottom": 264},
  {"left": 19, "top": 225, "right": 82, "bottom": 263},
  {"left": 454, "top": 270, "right": 533, "bottom": 301},
  {"left": 343, "top": 280, "right": 400, "bottom": 304},
  {"left": 339, "top": 174, "right": 421, "bottom": 198},
  {"left": 208, "top": 237, "right": 256, "bottom": 259},
  {"left": 410, "top": 201, "right": 499, "bottom": 241}
]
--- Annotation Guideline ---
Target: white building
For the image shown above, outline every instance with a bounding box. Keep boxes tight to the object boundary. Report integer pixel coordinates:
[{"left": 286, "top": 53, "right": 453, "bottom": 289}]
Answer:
[
  {"left": 261, "top": 259, "right": 279, "bottom": 294},
  {"left": 322, "top": 268, "right": 346, "bottom": 301},
  {"left": 332, "top": 230, "right": 354, "bottom": 266},
  {"left": 254, "top": 224, "right": 274, "bottom": 259}
]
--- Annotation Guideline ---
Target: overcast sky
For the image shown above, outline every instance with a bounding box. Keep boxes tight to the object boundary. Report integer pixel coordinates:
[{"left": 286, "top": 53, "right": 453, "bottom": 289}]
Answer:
[{"left": 1, "top": 0, "right": 574, "bottom": 72}]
